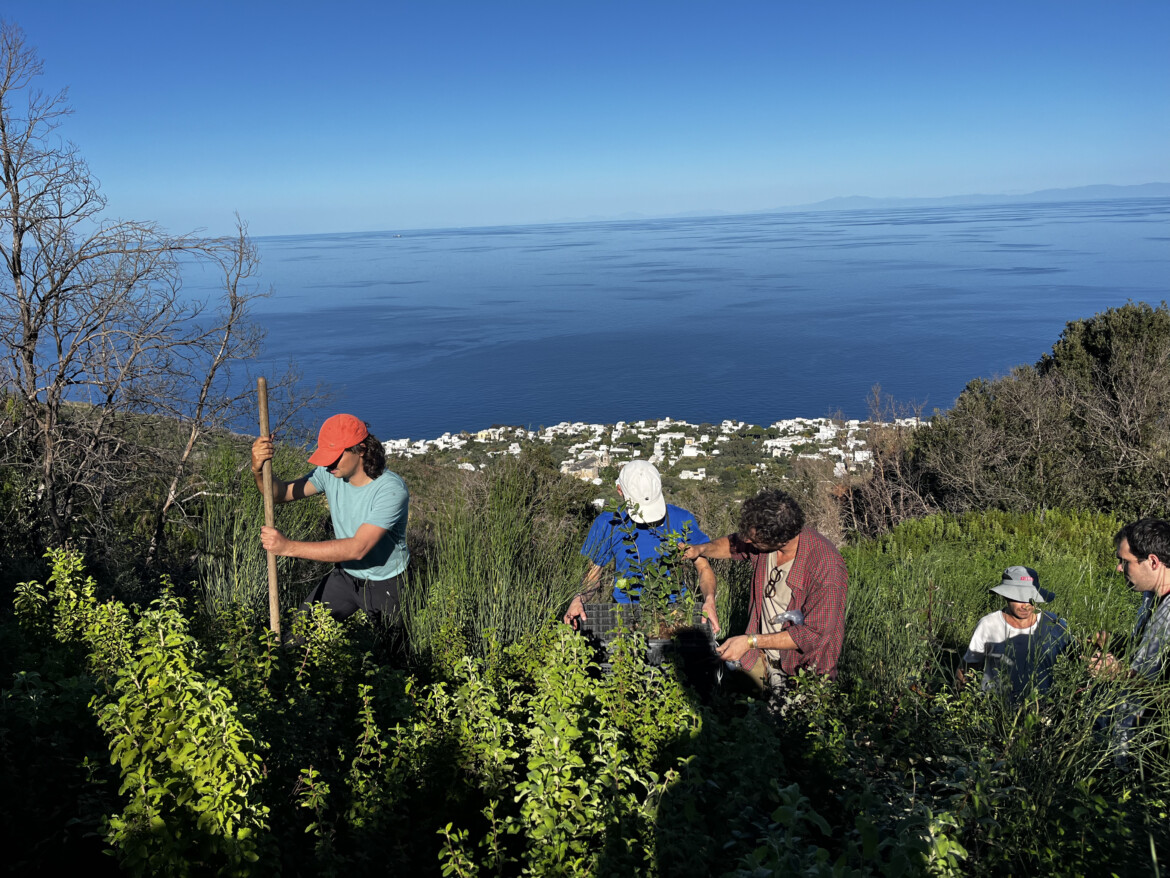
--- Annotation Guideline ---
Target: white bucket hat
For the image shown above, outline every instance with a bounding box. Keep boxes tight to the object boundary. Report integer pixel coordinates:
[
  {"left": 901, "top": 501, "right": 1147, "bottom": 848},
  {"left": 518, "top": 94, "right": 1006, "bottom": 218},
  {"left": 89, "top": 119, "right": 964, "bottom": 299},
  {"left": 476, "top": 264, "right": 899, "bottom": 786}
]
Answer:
[{"left": 990, "top": 566, "right": 1047, "bottom": 603}]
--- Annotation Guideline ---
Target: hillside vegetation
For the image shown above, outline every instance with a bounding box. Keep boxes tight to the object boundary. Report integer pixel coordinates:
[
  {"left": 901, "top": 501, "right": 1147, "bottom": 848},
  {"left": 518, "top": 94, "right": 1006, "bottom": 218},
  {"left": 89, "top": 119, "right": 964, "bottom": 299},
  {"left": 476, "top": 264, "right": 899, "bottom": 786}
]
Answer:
[
  {"left": 6, "top": 18, "right": 1170, "bottom": 872},
  {"left": 3, "top": 498, "right": 1165, "bottom": 875}
]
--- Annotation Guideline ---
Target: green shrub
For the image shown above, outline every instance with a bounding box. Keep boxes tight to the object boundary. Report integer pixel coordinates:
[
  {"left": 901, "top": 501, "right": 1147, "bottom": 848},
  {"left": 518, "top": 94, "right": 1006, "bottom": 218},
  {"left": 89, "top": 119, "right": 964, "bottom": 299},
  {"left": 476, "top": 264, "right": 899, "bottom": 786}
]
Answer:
[
  {"left": 17, "top": 549, "right": 270, "bottom": 874},
  {"left": 906, "top": 302, "right": 1170, "bottom": 522},
  {"left": 6, "top": 500, "right": 1170, "bottom": 875}
]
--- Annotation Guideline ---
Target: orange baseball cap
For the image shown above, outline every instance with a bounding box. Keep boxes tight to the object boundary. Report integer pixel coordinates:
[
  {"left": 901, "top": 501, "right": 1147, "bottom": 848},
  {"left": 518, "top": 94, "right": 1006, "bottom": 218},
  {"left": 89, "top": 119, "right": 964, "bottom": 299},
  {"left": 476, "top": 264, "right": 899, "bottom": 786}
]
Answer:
[{"left": 308, "top": 414, "right": 369, "bottom": 466}]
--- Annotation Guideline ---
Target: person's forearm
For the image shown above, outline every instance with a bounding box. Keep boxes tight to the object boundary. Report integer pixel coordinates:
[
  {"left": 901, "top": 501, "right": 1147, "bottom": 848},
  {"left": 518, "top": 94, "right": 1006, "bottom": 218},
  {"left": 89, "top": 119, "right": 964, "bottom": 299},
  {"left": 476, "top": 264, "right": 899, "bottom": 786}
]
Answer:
[
  {"left": 750, "top": 630, "right": 798, "bottom": 652},
  {"left": 272, "top": 537, "right": 367, "bottom": 563},
  {"left": 577, "top": 564, "right": 603, "bottom": 600},
  {"left": 696, "top": 559, "right": 717, "bottom": 601},
  {"left": 690, "top": 536, "right": 732, "bottom": 560},
  {"left": 253, "top": 467, "right": 296, "bottom": 504}
]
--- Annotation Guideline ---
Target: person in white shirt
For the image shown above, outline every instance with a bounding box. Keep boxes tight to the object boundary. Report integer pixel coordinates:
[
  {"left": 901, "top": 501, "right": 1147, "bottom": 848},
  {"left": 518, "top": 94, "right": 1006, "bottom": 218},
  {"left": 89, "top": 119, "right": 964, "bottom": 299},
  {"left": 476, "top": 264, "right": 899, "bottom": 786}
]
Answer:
[{"left": 963, "top": 565, "right": 1069, "bottom": 699}]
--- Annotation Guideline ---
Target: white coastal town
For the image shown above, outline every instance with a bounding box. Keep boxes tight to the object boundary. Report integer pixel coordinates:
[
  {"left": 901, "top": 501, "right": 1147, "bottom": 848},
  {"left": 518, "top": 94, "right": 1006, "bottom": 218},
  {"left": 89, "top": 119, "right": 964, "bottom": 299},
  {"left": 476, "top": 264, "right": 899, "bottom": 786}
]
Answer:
[{"left": 382, "top": 416, "right": 920, "bottom": 490}]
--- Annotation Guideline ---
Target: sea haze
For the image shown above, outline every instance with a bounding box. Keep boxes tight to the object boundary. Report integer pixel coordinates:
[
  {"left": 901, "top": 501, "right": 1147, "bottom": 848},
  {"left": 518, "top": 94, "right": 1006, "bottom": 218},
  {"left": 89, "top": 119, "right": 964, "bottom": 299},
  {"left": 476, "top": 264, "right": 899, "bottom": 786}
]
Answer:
[{"left": 212, "top": 198, "right": 1169, "bottom": 438}]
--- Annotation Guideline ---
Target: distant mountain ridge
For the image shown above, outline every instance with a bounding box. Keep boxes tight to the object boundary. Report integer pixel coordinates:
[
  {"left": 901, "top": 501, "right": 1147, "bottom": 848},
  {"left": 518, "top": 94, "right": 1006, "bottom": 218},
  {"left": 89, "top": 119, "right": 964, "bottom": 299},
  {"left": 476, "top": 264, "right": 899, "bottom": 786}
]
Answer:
[
  {"left": 548, "top": 183, "right": 1170, "bottom": 225},
  {"left": 769, "top": 183, "right": 1170, "bottom": 214}
]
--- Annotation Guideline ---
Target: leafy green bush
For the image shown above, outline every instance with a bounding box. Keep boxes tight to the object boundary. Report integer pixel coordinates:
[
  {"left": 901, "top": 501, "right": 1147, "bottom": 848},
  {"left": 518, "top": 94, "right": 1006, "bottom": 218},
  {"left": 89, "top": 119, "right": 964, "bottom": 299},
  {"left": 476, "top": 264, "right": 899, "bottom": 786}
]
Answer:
[
  {"left": 905, "top": 302, "right": 1170, "bottom": 523},
  {"left": 18, "top": 550, "right": 271, "bottom": 874}
]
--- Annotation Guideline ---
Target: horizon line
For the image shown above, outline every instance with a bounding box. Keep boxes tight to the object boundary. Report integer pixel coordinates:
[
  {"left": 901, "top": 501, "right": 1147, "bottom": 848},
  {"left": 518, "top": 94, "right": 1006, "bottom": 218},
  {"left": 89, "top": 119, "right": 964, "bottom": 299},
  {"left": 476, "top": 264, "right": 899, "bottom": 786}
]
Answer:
[{"left": 250, "top": 182, "right": 1170, "bottom": 241}]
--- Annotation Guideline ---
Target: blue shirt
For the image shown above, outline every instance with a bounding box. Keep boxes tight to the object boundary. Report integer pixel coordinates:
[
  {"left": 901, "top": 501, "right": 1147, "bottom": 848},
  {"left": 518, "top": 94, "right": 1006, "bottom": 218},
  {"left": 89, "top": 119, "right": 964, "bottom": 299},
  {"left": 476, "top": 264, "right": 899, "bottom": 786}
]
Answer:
[
  {"left": 308, "top": 467, "right": 410, "bottom": 580},
  {"left": 580, "top": 504, "right": 708, "bottom": 603}
]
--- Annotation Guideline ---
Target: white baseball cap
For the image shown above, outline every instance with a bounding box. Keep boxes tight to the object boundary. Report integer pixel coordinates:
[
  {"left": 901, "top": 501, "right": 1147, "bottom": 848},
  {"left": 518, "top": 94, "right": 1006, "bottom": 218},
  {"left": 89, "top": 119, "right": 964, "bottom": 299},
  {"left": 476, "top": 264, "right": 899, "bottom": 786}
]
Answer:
[{"left": 616, "top": 460, "right": 667, "bottom": 524}]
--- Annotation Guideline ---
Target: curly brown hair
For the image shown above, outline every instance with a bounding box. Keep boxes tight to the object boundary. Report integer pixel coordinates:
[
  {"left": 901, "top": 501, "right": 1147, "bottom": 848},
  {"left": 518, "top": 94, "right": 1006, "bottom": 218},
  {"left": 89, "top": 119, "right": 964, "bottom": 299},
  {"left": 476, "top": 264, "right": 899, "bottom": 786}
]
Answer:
[
  {"left": 738, "top": 489, "right": 805, "bottom": 547},
  {"left": 347, "top": 431, "right": 387, "bottom": 480}
]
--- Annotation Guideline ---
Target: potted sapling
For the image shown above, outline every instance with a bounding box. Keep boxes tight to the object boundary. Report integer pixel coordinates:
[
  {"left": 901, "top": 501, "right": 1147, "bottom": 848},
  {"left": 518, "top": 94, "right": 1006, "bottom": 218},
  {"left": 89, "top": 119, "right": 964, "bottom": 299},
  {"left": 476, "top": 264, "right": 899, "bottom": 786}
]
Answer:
[{"left": 610, "top": 507, "right": 707, "bottom": 666}]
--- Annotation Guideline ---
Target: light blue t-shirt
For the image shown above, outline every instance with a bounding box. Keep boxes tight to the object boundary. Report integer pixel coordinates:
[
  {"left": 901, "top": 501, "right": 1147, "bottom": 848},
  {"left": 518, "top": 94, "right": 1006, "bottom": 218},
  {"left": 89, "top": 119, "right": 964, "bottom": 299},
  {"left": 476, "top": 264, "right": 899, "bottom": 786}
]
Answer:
[{"left": 308, "top": 467, "right": 410, "bottom": 580}]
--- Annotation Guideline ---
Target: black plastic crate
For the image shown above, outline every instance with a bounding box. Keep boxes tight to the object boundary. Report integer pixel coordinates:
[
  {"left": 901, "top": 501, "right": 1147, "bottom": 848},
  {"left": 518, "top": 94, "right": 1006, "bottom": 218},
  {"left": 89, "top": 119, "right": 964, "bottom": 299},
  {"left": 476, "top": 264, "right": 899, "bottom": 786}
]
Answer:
[
  {"left": 578, "top": 601, "right": 710, "bottom": 644},
  {"left": 578, "top": 602, "right": 640, "bottom": 642}
]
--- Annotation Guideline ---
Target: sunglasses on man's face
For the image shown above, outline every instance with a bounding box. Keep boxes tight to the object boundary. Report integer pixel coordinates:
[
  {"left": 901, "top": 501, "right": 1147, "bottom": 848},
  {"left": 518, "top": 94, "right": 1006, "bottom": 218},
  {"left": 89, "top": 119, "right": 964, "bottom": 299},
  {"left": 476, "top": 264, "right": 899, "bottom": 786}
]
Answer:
[{"left": 743, "top": 535, "right": 785, "bottom": 553}]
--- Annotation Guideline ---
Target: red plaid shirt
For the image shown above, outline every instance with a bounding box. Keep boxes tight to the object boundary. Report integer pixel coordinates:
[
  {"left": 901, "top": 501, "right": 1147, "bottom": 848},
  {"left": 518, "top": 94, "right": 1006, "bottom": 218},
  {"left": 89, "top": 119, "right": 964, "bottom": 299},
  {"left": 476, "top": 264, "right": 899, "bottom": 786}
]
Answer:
[{"left": 731, "top": 527, "right": 848, "bottom": 680}]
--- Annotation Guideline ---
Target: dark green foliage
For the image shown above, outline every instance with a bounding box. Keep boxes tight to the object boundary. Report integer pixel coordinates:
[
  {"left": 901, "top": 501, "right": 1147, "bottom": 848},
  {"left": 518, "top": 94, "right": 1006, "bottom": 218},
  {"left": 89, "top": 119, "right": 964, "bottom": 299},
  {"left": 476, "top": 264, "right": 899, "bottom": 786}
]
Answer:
[
  {"left": 0, "top": 581, "right": 116, "bottom": 872},
  {"left": 875, "top": 302, "right": 1170, "bottom": 528},
  {"left": 1039, "top": 301, "right": 1170, "bottom": 517}
]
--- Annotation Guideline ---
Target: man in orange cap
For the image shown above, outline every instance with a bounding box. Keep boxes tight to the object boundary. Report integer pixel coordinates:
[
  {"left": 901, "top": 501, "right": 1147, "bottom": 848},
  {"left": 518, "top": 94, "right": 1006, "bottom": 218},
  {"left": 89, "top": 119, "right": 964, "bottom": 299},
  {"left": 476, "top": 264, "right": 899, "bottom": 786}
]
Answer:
[{"left": 251, "top": 414, "right": 410, "bottom": 626}]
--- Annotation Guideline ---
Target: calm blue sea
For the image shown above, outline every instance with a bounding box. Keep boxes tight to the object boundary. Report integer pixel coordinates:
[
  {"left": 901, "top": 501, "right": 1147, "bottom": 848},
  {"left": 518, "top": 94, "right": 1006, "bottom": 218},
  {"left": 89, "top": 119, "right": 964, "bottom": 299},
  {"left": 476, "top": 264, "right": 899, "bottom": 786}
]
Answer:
[{"left": 229, "top": 199, "right": 1169, "bottom": 439}]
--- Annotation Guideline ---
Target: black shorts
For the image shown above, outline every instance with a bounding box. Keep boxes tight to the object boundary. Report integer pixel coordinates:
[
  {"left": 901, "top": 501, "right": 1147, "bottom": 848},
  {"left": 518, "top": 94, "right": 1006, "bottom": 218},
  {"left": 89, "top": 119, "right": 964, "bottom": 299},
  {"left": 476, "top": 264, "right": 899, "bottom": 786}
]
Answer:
[{"left": 302, "top": 567, "right": 403, "bottom": 623}]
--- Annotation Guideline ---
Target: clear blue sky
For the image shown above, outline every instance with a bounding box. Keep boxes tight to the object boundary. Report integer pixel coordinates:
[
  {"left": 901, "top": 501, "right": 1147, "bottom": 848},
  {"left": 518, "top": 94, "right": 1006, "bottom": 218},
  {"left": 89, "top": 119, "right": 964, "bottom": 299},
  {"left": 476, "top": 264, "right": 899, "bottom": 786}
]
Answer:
[{"left": 4, "top": 1, "right": 1167, "bottom": 236}]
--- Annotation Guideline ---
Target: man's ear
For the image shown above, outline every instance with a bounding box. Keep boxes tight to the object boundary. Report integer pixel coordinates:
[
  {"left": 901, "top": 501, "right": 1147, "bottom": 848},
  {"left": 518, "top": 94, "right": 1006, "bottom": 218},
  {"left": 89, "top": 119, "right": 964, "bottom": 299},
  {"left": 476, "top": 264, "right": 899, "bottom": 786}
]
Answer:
[{"left": 1149, "top": 553, "right": 1162, "bottom": 570}]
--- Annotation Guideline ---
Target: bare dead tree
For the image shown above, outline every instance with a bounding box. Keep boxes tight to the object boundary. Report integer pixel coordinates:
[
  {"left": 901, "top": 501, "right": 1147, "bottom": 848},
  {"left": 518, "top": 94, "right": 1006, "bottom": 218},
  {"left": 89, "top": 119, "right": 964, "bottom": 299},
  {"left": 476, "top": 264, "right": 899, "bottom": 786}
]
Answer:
[
  {"left": 841, "top": 386, "right": 933, "bottom": 538},
  {"left": 141, "top": 219, "right": 265, "bottom": 566},
  {"left": 0, "top": 23, "right": 315, "bottom": 564}
]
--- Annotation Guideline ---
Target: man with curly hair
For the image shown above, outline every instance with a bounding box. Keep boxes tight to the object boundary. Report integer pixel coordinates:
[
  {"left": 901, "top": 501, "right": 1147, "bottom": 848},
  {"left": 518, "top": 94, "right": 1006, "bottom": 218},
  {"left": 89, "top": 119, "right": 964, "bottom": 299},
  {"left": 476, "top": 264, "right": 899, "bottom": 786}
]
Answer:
[
  {"left": 684, "top": 489, "right": 847, "bottom": 681},
  {"left": 251, "top": 413, "right": 410, "bottom": 624}
]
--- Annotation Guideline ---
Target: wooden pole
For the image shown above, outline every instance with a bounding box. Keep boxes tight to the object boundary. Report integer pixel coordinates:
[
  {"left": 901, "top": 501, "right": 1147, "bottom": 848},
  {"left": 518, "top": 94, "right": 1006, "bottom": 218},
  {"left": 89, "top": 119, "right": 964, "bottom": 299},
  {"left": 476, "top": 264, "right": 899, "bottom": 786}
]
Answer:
[{"left": 258, "top": 377, "right": 281, "bottom": 636}]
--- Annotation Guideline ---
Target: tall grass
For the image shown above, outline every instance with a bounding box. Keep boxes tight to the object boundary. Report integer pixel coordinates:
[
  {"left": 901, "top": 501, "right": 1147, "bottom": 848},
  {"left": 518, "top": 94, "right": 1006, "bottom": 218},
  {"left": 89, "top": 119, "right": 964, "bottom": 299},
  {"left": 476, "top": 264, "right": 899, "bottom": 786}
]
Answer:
[
  {"left": 195, "top": 442, "right": 331, "bottom": 617},
  {"left": 832, "top": 509, "right": 1169, "bottom": 873},
  {"left": 403, "top": 455, "right": 594, "bottom": 667},
  {"left": 840, "top": 508, "right": 1133, "bottom": 690}
]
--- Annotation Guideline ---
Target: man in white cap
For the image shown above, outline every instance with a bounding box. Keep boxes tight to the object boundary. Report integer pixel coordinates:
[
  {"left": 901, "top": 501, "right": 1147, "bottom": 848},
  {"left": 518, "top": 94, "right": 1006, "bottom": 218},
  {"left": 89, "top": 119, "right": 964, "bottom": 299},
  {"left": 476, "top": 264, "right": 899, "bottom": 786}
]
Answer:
[
  {"left": 963, "top": 565, "right": 1070, "bottom": 698},
  {"left": 563, "top": 460, "right": 719, "bottom": 633},
  {"left": 251, "top": 413, "right": 410, "bottom": 624}
]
